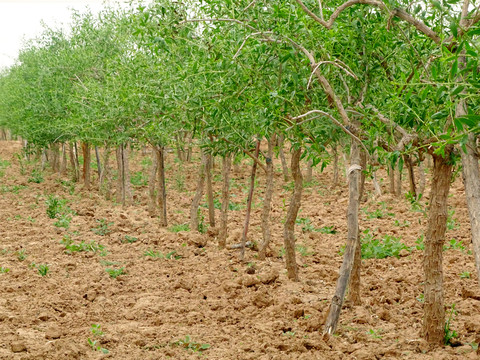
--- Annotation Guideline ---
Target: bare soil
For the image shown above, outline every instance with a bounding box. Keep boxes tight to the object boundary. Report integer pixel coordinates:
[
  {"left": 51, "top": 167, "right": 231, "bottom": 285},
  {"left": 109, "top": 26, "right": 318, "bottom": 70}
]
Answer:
[{"left": 0, "top": 140, "right": 479, "bottom": 359}]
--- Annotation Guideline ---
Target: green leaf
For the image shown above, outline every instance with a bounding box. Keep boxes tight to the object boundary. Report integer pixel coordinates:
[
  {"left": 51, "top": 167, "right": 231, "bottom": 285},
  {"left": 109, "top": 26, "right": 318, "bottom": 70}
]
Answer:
[
  {"left": 431, "top": 111, "right": 447, "bottom": 120},
  {"left": 456, "top": 115, "right": 480, "bottom": 128},
  {"left": 467, "top": 28, "right": 480, "bottom": 36},
  {"left": 450, "top": 22, "right": 458, "bottom": 38},
  {"left": 431, "top": 1, "right": 443, "bottom": 11},
  {"left": 450, "top": 59, "right": 458, "bottom": 80},
  {"left": 450, "top": 85, "right": 465, "bottom": 97}
]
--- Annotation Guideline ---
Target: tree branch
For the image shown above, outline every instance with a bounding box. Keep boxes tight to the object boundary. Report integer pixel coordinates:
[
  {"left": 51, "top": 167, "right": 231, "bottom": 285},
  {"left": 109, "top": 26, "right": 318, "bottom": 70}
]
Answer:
[
  {"left": 291, "top": 110, "right": 369, "bottom": 154},
  {"left": 294, "top": 0, "right": 442, "bottom": 45}
]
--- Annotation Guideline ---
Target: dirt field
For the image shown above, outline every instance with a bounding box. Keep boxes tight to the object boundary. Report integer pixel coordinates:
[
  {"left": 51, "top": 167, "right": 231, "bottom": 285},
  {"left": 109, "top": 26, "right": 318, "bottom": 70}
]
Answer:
[{"left": 0, "top": 140, "right": 479, "bottom": 359}]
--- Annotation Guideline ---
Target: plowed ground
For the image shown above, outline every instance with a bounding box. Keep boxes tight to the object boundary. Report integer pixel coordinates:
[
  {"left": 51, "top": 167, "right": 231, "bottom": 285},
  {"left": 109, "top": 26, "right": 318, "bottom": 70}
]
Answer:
[{"left": 0, "top": 140, "right": 479, "bottom": 359}]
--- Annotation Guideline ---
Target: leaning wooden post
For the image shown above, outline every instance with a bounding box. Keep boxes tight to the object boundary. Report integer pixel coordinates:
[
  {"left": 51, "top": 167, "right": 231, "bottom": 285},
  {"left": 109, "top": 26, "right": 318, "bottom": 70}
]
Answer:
[{"left": 324, "top": 139, "right": 362, "bottom": 335}]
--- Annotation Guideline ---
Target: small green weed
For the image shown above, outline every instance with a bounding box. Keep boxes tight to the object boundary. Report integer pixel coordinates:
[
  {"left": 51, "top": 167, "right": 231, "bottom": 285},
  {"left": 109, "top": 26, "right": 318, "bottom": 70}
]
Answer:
[
  {"left": 143, "top": 249, "right": 164, "bottom": 258},
  {"left": 415, "top": 235, "right": 425, "bottom": 250},
  {"left": 169, "top": 223, "right": 190, "bottom": 232},
  {"left": 173, "top": 335, "right": 210, "bottom": 353},
  {"left": 0, "top": 185, "right": 27, "bottom": 194},
  {"left": 296, "top": 217, "right": 317, "bottom": 232},
  {"left": 92, "top": 219, "right": 113, "bottom": 236},
  {"left": 340, "top": 229, "right": 409, "bottom": 259},
  {"left": 367, "top": 329, "right": 382, "bottom": 339},
  {"left": 446, "top": 209, "right": 458, "bottom": 231},
  {"left": 0, "top": 266, "right": 10, "bottom": 273},
  {"left": 460, "top": 271, "right": 471, "bottom": 279},
  {"left": 61, "top": 235, "right": 106, "bottom": 255},
  {"left": 16, "top": 249, "right": 27, "bottom": 261},
  {"left": 393, "top": 219, "right": 410, "bottom": 228},
  {"left": 131, "top": 171, "right": 148, "bottom": 186},
  {"left": 319, "top": 225, "right": 337, "bottom": 234},
  {"left": 443, "top": 238, "right": 465, "bottom": 251},
  {"left": 122, "top": 235, "right": 138, "bottom": 243},
  {"left": 28, "top": 169, "right": 44, "bottom": 183},
  {"left": 143, "top": 249, "right": 181, "bottom": 260},
  {"left": 361, "top": 232, "right": 409, "bottom": 259},
  {"left": 444, "top": 304, "right": 458, "bottom": 346},
  {"left": 105, "top": 267, "right": 126, "bottom": 278},
  {"left": 87, "top": 324, "right": 109, "bottom": 354},
  {"left": 37, "top": 264, "right": 50, "bottom": 276}
]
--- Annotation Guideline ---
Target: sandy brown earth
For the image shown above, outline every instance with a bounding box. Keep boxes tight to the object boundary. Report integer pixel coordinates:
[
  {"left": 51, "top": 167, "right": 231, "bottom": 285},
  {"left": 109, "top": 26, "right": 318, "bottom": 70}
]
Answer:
[{"left": 0, "top": 140, "right": 479, "bottom": 359}]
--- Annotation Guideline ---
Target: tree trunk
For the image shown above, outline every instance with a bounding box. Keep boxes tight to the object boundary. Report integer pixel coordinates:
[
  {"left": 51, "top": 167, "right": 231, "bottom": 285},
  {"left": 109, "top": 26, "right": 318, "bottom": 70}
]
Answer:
[
  {"left": 240, "top": 140, "right": 261, "bottom": 261},
  {"left": 95, "top": 146, "right": 102, "bottom": 179},
  {"left": 148, "top": 145, "right": 159, "bottom": 216},
  {"left": 388, "top": 164, "right": 395, "bottom": 194},
  {"left": 460, "top": 130, "right": 480, "bottom": 287},
  {"left": 174, "top": 134, "right": 185, "bottom": 162},
  {"left": 283, "top": 147, "right": 303, "bottom": 281},
  {"left": 358, "top": 149, "right": 367, "bottom": 202},
  {"left": 333, "top": 145, "right": 339, "bottom": 186},
  {"left": 218, "top": 154, "right": 231, "bottom": 249},
  {"left": 404, "top": 155, "right": 417, "bottom": 198},
  {"left": 258, "top": 134, "right": 276, "bottom": 260},
  {"left": 100, "top": 145, "right": 112, "bottom": 199},
  {"left": 324, "top": 140, "right": 362, "bottom": 335},
  {"left": 422, "top": 152, "right": 453, "bottom": 345},
  {"left": 205, "top": 152, "right": 215, "bottom": 227},
  {"left": 190, "top": 150, "right": 206, "bottom": 232},
  {"left": 278, "top": 134, "right": 289, "bottom": 182},
  {"left": 69, "top": 143, "right": 77, "bottom": 181},
  {"left": 157, "top": 146, "right": 167, "bottom": 227},
  {"left": 116, "top": 144, "right": 132, "bottom": 206},
  {"left": 82, "top": 142, "right": 91, "bottom": 189},
  {"left": 348, "top": 140, "right": 363, "bottom": 305},
  {"left": 304, "top": 159, "right": 313, "bottom": 183},
  {"left": 51, "top": 143, "right": 60, "bottom": 173},
  {"left": 395, "top": 162, "right": 402, "bottom": 197},
  {"left": 418, "top": 159, "right": 426, "bottom": 197},
  {"left": 74, "top": 142, "right": 80, "bottom": 182},
  {"left": 60, "top": 143, "right": 67, "bottom": 175}
]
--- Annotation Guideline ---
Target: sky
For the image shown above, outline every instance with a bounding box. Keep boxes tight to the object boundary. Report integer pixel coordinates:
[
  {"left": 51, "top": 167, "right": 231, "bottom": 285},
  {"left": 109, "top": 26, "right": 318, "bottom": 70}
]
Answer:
[{"left": 0, "top": 0, "right": 122, "bottom": 70}]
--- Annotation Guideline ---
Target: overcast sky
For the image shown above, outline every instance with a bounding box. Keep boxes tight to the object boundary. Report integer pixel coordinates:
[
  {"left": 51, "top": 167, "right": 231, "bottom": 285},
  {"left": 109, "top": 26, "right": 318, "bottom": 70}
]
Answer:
[{"left": 0, "top": 0, "right": 122, "bottom": 70}]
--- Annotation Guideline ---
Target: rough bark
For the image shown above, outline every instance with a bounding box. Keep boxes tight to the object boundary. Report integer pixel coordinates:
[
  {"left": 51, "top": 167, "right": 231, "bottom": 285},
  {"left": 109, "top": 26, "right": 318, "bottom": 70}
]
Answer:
[
  {"left": 60, "top": 143, "right": 67, "bottom": 175},
  {"left": 73, "top": 142, "right": 80, "bottom": 182},
  {"left": 115, "top": 144, "right": 132, "bottom": 206},
  {"left": 418, "top": 159, "right": 426, "bottom": 197},
  {"left": 190, "top": 150, "right": 206, "bottom": 232},
  {"left": 332, "top": 145, "right": 339, "bottom": 186},
  {"left": 347, "top": 140, "right": 363, "bottom": 305},
  {"left": 278, "top": 134, "right": 289, "bottom": 182},
  {"left": 240, "top": 141, "right": 261, "bottom": 261},
  {"left": 460, "top": 130, "right": 480, "bottom": 286},
  {"left": 258, "top": 134, "right": 276, "bottom": 260},
  {"left": 404, "top": 155, "right": 417, "bottom": 198},
  {"left": 100, "top": 145, "right": 112, "bottom": 199},
  {"left": 95, "top": 146, "right": 102, "bottom": 179},
  {"left": 218, "top": 154, "right": 231, "bottom": 249},
  {"left": 157, "top": 146, "right": 167, "bottom": 227},
  {"left": 324, "top": 140, "right": 362, "bottom": 335},
  {"left": 82, "top": 142, "right": 91, "bottom": 189},
  {"left": 50, "top": 143, "right": 60, "bottom": 173},
  {"left": 283, "top": 147, "right": 303, "bottom": 281},
  {"left": 305, "top": 159, "right": 313, "bottom": 183},
  {"left": 395, "top": 163, "right": 402, "bottom": 197},
  {"left": 388, "top": 164, "right": 395, "bottom": 194},
  {"left": 422, "top": 152, "right": 452, "bottom": 345},
  {"left": 358, "top": 149, "right": 367, "bottom": 202},
  {"left": 148, "top": 146, "right": 159, "bottom": 216},
  {"left": 205, "top": 152, "right": 215, "bottom": 227}
]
